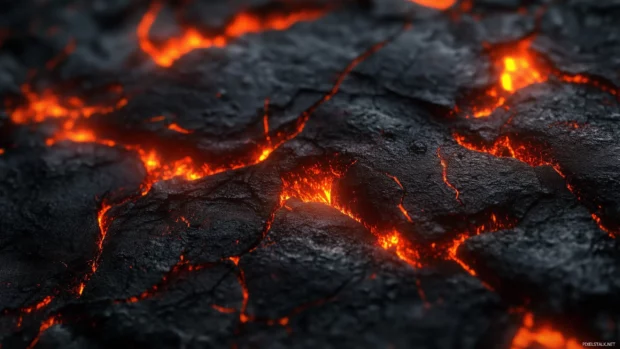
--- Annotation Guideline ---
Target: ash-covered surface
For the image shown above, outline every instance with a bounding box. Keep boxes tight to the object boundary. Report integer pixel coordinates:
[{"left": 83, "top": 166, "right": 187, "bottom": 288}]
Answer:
[{"left": 1, "top": 0, "right": 619, "bottom": 348}]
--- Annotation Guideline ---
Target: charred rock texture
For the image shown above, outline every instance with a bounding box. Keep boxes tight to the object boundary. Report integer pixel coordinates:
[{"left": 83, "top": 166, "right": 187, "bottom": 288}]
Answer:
[{"left": 1, "top": 0, "right": 619, "bottom": 348}]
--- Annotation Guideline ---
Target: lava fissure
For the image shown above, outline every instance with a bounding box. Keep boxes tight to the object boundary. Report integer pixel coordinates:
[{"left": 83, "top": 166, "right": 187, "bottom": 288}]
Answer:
[
  {"left": 77, "top": 198, "right": 115, "bottom": 296},
  {"left": 453, "top": 132, "right": 618, "bottom": 238},
  {"left": 26, "top": 315, "right": 60, "bottom": 349},
  {"left": 460, "top": 37, "right": 619, "bottom": 120},
  {"left": 510, "top": 312, "right": 581, "bottom": 349},
  {"left": 113, "top": 254, "right": 213, "bottom": 304},
  {"left": 442, "top": 212, "right": 515, "bottom": 278},
  {"left": 436, "top": 147, "right": 463, "bottom": 205},
  {"left": 138, "top": 1, "right": 332, "bottom": 67},
  {"left": 280, "top": 162, "right": 421, "bottom": 268},
  {"left": 385, "top": 173, "right": 414, "bottom": 223},
  {"left": 2, "top": 295, "right": 55, "bottom": 329}
]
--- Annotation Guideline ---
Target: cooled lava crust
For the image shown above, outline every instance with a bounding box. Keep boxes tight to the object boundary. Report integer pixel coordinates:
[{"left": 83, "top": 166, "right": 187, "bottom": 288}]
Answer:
[{"left": 1, "top": 0, "right": 619, "bottom": 348}]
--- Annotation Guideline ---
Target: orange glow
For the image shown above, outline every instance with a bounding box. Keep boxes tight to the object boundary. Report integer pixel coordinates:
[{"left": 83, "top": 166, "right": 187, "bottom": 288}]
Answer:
[
  {"left": 453, "top": 133, "right": 548, "bottom": 168},
  {"left": 229, "top": 256, "right": 240, "bottom": 266},
  {"left": 561, "top": 73, "right": 618, "bottom": 96},
  {"left": 415, "top": 278, "right": 431, "bottom": 309},
  {"left": 385, "top": 173, "right": 414, "bottom": 223},
  {"left": 500, "top": 56, "right": 544, "bottom": 92},
  {"left": 46, "top": 113, "right": 291, "bottom": 197},
  {"left": 95, "top": 203, "right": 113, "bottom": 270},
  {"left": 398, "top": 204, "right": 413, "bottom": 223},
  {"left": 212, "top": 305, "right": 237, "bottom": 314},
  {"left": 167, "top": 123, "right": 193, "bottom": 134},
  {"left": 15, "top": 295, "right": 54, "bottom": 328},
  {"left": 454, "top": 132, "right": 617, "bottom": 238},
  {"left": 117, "top": 255, "right": 201, "bottom": 304},
  {"left": 78, "top": 202, "right": 113, "bottom": 296},
  {"left": 280, "top": 164, "right": 338, "bottom": 206},
  {"left": 20, "top": 296, "right": 53, "bottom": 314},
  {"left": 511, "top": 313, "right": 582, "bottom": 349},
  {"left": 178, "top": 216, "right": 191, "bottom": 227},
  {"left": 409, "top": 0, "right": 456, "bottom": 10},
  {"left": 281, "top": 164, "right": 421, "bottom": 268},
  {"left": 469, "top": 41, "right": 546, "bottom": 119},
  {"left": 45, "top": 39, "right": 76, "bottom": 70},
  {"left": 9, "top": 84, "right": 127, "bottom": 125},
  {"left": 138, "top": 2, "right": 328, "bottom": 67},
  {"left": 235, "top": 264, "right": 250, "bottom": 323},
  {"left": 468, "top": 39, "right": 619, "bottom": 119},
  {"left": 46, "top": 28, "right": 394, "bottom": 199},
  {"left": 263, "top": 98, "right": 271, "bottom": 144},
  {"left": 437, "top": 148, "right": 462, "bottom": 204},
  {"left": 27, "top": 316, "right": 59, "bottom": 349},
  {"left": 33, "top": 29, "right": 397, "bottom": 304},
  {"left": 0, "top": 148, "right": 4, "bottom": 155},
  {"left": 446, "top": 213, "right": 514, "bottom": 277}
]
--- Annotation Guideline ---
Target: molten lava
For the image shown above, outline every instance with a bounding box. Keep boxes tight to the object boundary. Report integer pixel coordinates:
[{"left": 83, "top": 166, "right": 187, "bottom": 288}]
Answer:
[
  {"left": 511, "top": 313, "right": 581, "bottom": 349},
  {"left": 437, "top": 148, "right": 462, "bottom": 204},
  {"left": 471, "top": 41, "right": 546, "bottom": 118},
  {"left": 13, "top": 295, "right": 54, "bottom": 328},
  {"left": 453, "top": 132, "right": 617, "bottom": 238},
  {"left": 78, "top": 201, "right": 113, "bottom": 296},
  {"left": 9, "top": 84, "right": 127, "bottom": 125},
  {"left": 385, "top": 173, "right": 414, "bottom": 223},
  {"left": 469, "top": 38, "right": 619, "bottom": 119},
  {"left": 446, "top": 213, "right": 514, "bottom": 277},
  {"left": 167, "top": 123, "right": 193, "bottom": 134},
  {"left": 410, "top": 0, "right": 456, "bottom": 10},
  {"left": 138, "top": 2, "right": 329, "bottom": 67},
  {"left": 280, "top": 164, "right": 420, "bottom": 268},
  {"left": 453, "top": 133, "right": 548, "bottom": 168},
  {"left": 27, "top": 315, "right": 59, "bottom": 349}
]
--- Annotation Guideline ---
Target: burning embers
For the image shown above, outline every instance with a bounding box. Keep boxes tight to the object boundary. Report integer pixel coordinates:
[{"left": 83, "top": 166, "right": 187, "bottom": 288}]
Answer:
[{"left": 138, "top": 2, "right": 330, "bottom": 67}]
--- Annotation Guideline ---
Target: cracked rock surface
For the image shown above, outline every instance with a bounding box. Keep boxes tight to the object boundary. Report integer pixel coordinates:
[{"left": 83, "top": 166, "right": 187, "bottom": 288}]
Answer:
[{"left": 1, "top": 0, "right": 619, "bottom": 348}]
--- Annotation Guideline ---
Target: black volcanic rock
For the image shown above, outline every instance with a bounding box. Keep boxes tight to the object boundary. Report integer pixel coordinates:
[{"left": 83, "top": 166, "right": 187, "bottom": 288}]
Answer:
[
  {"left": 534, "top": 1, "right": 620, "bottom": 87},
  {"left": 1, "top": 0, "right": 620, "bottom": 348},
  {"left": 0, "top": 143, "right": 144, "bottom": 339},
  {"left": 459, "top": 166, "right": 620, "bottom": 342}
]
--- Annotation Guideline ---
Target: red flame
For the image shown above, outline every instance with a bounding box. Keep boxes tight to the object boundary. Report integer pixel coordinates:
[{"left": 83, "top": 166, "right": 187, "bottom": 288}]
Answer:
[{"left": 138, "top": 2, "right": 328, "bottom": 67}]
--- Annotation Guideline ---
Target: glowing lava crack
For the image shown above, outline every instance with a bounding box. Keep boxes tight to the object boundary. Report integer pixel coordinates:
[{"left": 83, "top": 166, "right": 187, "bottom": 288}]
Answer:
[{"left": 138, "top": 2, "right": 331, "bottom": 67}]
